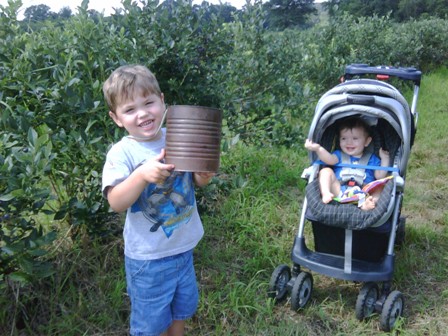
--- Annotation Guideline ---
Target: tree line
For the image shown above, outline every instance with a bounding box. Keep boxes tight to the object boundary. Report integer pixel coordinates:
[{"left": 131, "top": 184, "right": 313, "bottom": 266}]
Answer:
[
  {"left": 325, "top": 0, "right": 448, "bottom": 21},
  {"left": 15, "top": 0, "right": 448, "bottom": 31}
]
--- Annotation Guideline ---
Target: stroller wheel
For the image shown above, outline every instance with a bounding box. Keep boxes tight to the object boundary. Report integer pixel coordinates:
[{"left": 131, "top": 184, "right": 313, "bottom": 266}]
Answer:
[
  {"left": 268, "top": 264, "right": 291, "bottom": 301},
  {"left": 355, "top": 282, "right": 379, "bottom": 320},
  {"left": 290, "top": 271, "right": 313, "bottom": 311},
  {"left": 380, "top": 290, "right": 404, "bottom": 332}
]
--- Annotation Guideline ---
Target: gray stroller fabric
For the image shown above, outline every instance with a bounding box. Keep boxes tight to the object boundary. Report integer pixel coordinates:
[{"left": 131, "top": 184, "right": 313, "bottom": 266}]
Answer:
[{"left": 305, "top": 179, "right": 394, "bottom": 230}]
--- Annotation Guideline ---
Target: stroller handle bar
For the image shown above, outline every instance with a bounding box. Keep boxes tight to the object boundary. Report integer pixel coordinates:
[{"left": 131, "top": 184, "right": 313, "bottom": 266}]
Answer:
[{"left": 344, "top": 64, "right": 422, "bottom": 85}]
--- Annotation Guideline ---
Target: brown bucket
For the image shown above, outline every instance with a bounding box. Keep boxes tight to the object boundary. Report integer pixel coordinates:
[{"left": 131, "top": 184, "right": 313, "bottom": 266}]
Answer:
[{"left": 165, "top": 105, "right": 222, "bottom": 172}]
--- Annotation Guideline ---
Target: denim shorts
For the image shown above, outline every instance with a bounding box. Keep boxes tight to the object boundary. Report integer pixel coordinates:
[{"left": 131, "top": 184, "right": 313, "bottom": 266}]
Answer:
[{"left": 125, "top": 249, "right": 199, "bottom": 336}]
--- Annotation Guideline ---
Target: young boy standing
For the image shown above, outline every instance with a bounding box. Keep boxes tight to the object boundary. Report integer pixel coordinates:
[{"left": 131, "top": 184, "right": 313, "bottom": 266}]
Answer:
[
  {"left": 305, "top": 117, "right": 390, "bottom": 210},
  {"left": 102, "top": 65, "right": 214, "bottom": 336}
]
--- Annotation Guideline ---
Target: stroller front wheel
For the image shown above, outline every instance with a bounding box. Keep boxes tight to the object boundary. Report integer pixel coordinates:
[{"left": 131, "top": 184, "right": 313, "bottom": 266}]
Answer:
[
  {"left": 291, "top": 271, "right": 313, "bottom": 311},
  {"left": 355, "top": 282, "right": 379, "bottom": 320},
  {"left": 380, "top": 290, "right": 404, "bottom": 331},
  {"left": 268, "top": 264, "right": 291, "bottom": 301}
]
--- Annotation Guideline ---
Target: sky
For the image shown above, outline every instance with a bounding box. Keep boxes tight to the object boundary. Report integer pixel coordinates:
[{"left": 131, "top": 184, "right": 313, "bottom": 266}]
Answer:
[
  {"left": 1, "top": 0, "right": 249, "bottom": 17},
  {"left": 2, "top": 0, "right": 325, "bottom": 17},
  {"left": 1, "top": 0, "right": 324, "bottom": 20}
]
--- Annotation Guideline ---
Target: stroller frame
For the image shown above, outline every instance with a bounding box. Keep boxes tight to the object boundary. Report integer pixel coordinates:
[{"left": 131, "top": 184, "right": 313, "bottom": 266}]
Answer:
[{"left": 269, "top": 64, "right": 422, "bottom": 332}]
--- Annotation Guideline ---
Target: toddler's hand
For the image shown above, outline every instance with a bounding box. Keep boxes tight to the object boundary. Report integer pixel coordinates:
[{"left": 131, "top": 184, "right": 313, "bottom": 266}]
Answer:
[
  {"left": 379, "top": 148, "right": 390, "bottom": 161},
  {"left": 304, "top": 139, "right": 321, "bottom": 152}
]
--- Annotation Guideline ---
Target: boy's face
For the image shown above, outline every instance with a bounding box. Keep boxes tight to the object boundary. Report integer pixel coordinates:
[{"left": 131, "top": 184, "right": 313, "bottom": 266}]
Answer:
[
  {"left": 109, "top": 92, "right": 165, "bottom": 141},
  {"left": 339, "top": 126, "right": 372, "bottom": 158}
]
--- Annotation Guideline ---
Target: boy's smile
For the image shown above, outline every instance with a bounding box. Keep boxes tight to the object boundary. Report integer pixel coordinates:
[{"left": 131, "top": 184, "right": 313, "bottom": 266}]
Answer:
[{"left": 110, "top": 92, "right": 165, "bottom": 141}]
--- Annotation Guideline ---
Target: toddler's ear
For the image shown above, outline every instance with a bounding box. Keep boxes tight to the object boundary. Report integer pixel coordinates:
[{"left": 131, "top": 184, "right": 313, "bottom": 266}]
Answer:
[{"left": 365, "top": 136, "right": 372, "bottom": 147}]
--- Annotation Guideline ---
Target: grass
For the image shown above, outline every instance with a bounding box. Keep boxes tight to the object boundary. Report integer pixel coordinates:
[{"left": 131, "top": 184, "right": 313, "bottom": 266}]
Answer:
[{"left": 1, "top": 68, "right": 448, "bottom": 335}]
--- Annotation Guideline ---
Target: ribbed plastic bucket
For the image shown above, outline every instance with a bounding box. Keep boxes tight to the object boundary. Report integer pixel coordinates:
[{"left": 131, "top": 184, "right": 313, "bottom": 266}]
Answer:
[{"left": 165, "top": 105, "right": 222, "bottom": 172}]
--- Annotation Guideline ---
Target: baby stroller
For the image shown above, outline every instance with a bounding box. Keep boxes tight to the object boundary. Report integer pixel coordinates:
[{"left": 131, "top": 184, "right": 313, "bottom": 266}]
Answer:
[{"left": 268, "top": 64, "right": 422, "bottom": 332}]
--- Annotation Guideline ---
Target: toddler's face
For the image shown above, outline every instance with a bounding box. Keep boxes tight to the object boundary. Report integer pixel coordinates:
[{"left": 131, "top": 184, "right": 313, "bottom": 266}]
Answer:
[
  {"left": 339, "top": 127, "right": 371, "bottom": 158},
  {"left": 110, "top": 92, "right": 165, "bottom": 141}
]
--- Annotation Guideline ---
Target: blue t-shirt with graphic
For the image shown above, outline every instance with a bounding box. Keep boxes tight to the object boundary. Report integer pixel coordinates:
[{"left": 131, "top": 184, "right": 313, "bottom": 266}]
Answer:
[{"left": 131, "top": 170, "right": 195, "bottom": 237}]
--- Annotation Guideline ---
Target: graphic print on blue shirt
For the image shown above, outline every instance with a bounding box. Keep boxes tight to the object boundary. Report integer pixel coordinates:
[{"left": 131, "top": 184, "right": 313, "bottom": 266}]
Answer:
[{"left": 131, "top": 171, "right": 195, "bottom": 238}]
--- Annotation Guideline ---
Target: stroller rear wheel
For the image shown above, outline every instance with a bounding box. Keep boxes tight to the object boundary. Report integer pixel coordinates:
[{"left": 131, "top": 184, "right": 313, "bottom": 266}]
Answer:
[
  {"left": 355, "top": 282, "right": 379, "bottom": 320},
  {"left": 268, "top": 264, "right": 291, "bottom": 301},
  {"left": 291, "top": 271, "right": 313, "bottom": 311},
  {"left": 380, "top": 290, "right": 404, "bottom": 331}
]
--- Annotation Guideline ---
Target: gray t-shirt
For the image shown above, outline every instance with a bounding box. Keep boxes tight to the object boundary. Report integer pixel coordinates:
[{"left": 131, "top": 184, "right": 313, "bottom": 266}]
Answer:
[{"left": 102, "top": 129, "right": 204, "bottom": 260}]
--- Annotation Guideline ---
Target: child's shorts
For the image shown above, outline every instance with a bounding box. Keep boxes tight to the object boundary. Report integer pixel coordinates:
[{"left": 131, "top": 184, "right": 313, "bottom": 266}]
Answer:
[{"left": 125, "top": 249, "right": 198, "bottom": 336}]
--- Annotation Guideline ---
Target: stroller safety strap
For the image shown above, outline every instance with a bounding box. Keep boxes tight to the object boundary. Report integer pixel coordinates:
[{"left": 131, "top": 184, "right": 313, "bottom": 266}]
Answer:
[
  {"left": 333, "top": 163, "right": 399, "bottom": 172},
  {"left": 315, "top": 161, "right": 400, "bottom": 172}
]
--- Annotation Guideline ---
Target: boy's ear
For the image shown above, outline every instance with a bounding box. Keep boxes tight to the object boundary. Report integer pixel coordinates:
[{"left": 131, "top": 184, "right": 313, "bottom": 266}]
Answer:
[
  {"left": 365, "top": 136, "right": 372, "bottom": 147},
  {"left": 109, "top": 111, "right": 123, "bottom": 127}
]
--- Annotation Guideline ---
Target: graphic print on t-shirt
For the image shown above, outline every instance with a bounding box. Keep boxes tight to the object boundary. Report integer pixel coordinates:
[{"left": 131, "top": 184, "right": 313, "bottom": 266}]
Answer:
[{"left": 130, "top": 171, "right": 195, "bottom": 238}]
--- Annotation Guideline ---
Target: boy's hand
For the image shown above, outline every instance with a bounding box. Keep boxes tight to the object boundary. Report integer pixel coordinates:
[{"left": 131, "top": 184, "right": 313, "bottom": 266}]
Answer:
[
  {"left": 106, "top": 149, "right": 174, "bottom": 213},
  {"left": 304, "top": 139, "right": 321, "bottom": 152},
  {"left": 139, "top": 149, "right": 174, "bottom": 185},
  {"left": 194, "top": 172, "right": 215, "bottom": 187}
]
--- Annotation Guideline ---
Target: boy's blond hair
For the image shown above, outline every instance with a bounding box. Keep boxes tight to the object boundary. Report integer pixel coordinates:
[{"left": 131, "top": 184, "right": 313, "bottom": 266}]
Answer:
[{"left": 103, "top": 65, "right": 162, "bottom": 113}]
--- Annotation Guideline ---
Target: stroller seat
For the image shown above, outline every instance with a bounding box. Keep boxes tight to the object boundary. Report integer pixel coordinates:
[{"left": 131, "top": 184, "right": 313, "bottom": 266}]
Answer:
[{"left": 305, "top": 177, "right": 394, "bottom": 231}]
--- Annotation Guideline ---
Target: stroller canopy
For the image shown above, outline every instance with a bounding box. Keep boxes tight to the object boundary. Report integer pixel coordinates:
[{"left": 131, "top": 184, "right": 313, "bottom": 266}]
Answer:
[{"left": 308, "top": 79, "right": 414, "bottom": 176}]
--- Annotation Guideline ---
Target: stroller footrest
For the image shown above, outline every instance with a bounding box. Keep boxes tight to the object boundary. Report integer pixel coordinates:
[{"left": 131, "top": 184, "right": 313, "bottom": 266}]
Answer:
[{"left": 291, "top": 236, "right": 394, "bottom": 282}]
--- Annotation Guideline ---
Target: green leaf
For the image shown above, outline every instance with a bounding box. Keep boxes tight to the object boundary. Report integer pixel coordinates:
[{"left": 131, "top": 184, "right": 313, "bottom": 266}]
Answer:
[
  {"left": 54, "top": 210, "right": 67, "bottom": 220},
  {"left": 68, "top": 78, "right": 80, "bottom": 87},
  {"left": 27, "top": 128, "right": 38, "bottom": 145},
  {"left": 28, "top": 248, "right": 48, "bottom": 257},
  {"left": 0, "top": 193, "right": 15, "bottom": 201},
  {"left": 7, "top": 272, "right": 30, "bottom": 284}
]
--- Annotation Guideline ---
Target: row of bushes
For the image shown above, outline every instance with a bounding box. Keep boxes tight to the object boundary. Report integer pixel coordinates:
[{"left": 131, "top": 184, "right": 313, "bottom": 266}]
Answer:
[{"left": 1, "top": 0, "right": 448, "bottom": 285}]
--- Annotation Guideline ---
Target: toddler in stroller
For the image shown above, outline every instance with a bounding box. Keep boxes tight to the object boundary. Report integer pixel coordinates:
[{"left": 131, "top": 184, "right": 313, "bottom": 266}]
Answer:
[
  {"left": 305, "top": 117, "right": 390, "bottom": 210},
  {"left": 269, "top": 64, "right": 422, "bottom": 332}
]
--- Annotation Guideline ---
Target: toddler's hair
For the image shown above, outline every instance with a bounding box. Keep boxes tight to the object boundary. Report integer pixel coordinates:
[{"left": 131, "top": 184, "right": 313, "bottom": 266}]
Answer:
[
  {"left": 103, "top": 65, "right": 162, "bottom": 112},
  {"left": 339, "top": 117, "right": 371, "bottom": 136}
]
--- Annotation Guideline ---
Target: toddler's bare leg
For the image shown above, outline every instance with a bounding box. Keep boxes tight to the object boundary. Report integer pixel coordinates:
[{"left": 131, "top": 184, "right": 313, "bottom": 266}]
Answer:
[{"left": 319, "top": 167, "right": 340, "bottom": 204}]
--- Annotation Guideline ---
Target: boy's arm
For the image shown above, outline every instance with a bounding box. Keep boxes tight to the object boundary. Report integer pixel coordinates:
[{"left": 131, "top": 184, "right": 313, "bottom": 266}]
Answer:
[
  {"left": 304, "top": 139, "right": 338, "bottom": 165},
  {"left": 194, "top": 172, "right": 215, "bottom": 187},
  {"left": 374, "top": 148, "right": 390, "bottom": 179},
  {"left": 106, "top": 150, "right": 174, "bottom": 212}
]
